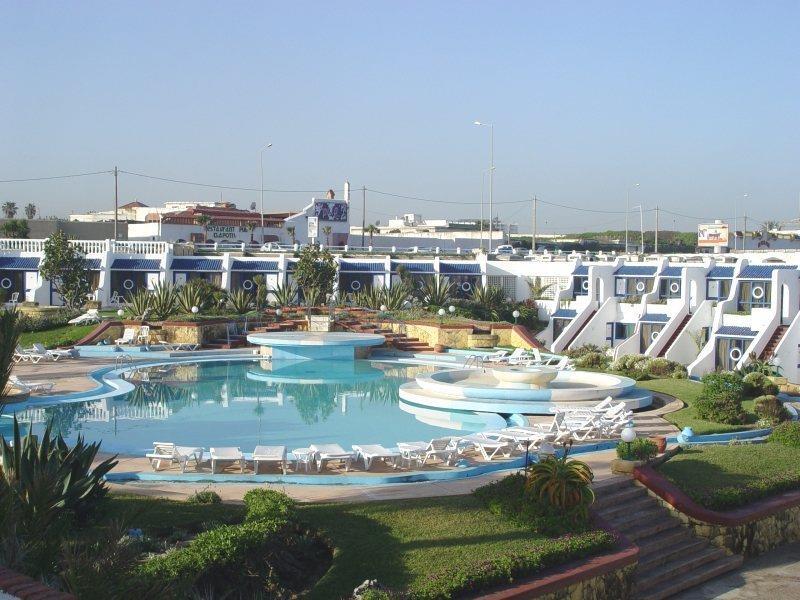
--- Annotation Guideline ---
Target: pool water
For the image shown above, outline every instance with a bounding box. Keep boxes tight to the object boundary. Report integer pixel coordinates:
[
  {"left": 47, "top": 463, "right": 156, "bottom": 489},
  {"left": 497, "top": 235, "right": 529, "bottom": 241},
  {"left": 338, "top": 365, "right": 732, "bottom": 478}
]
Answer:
[{"left": 7, "top": 360, "right": 505, "bottom": 455}]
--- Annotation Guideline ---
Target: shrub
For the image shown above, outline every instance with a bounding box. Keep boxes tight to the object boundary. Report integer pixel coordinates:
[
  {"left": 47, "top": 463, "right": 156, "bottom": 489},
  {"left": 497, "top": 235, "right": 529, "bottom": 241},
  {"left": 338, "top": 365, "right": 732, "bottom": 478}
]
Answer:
[
  {"left": 16, "top": 308, "right": 81, "bottom": 332},
  {"left": 644, "top": 357, "right": 673, "bottom": 377},
  {"left": 243, "top": 488, "right": 296, "bottom": 522},
  {"left": 566, "top": 344, "right": 604, "bottom": 360},
  {"left": 754, "top": 395, "right": 790, "bottom": 425},
  {"left": 694, "top": 471, "right": 800, "bottom": 510},
  {"left": 574, "top": 351, "right": 609, "bottom": 369},
  {"left": 525, "top": 443, "right": 595, "bottom": 521},
  {"left": 616, "top": 438, "right": 658, "bottom": 461},
  {"left": 610, "top": 354, "right": 650, "bottom": 373},
  {"left": 695, "top": 372, "right": 746, "bottom": 424},
  {"left": 742, "top": 372, "right": 779, "bottom": 397},
  {"left": 187, "top": 490, "right": 222, "bottom": 505},
  {"left": 770, "top": 422, "right": 800, "bottom": 448}
]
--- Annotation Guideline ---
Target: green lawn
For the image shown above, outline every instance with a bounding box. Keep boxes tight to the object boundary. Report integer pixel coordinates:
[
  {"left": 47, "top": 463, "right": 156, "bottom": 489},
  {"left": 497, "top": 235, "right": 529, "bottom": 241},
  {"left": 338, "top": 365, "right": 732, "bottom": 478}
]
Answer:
[
  {"left": 637, "top": 378, "right": 757, "bottom": 435},
  {"left": 656, "top": 443, "right": 800, "bottom": 510},
  {"left": 18, "top": 324, "right": 97, "bottom": 349},
  {"left": 300, "top": 495, "right": 613, "bottom": 599}
]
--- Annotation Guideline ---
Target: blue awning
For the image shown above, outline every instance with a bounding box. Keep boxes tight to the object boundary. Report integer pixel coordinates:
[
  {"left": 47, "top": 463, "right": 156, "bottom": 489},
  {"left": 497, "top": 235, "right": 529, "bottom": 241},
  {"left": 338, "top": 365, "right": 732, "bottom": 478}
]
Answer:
[
  {"left": 391, "top": 261, "right": 434, "bottom": 273},
  {"left": 716, "top": 326, "right": 757, "bottom": 337},
  {"left": 0, "top": 257, "right": 40, "bottom": 270},
  {"left": 552, "top": 309, "right": 577, "bottom": 319},
  {"left": 659, "top": 266, "right": 683, "bottom": 278},
  {"left": 640, "top": 313, "right": 670, "bottom": 323},
  {"left": 231, "top": 260, "right": 279, "bottom": 272},
  {"left": 707, "top": 266, "right": 734, "bottom": 279},
  {"left": 440, "top": 262, "right": 481, "bottom": 275},
  {"left": 170, "top": 258, "right": 223, "bottom": 272},
  {"left": 572, "top": 265, "right": 589, "bottom": 276},
  {"left": 739, "top": 264, "right": 797, "bottom": 279},
  {"left": 84, "top": 258, "right": 101, "bottom": 270},
  {"left": 339, "top": 261, "right": 385, "bottom": 273},
  {"left": 614, "top": 265, "right": 658, "bottom": 277},
  {"left": 110, "top": 259, "right": 161, "bottom": 271}
]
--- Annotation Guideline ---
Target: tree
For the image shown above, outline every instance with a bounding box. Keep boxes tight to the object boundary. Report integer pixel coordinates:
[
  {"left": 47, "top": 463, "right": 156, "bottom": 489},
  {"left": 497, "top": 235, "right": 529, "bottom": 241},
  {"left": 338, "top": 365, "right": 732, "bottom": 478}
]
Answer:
[
  {"left": 1, "top": 202, "right": 17, "bottom": 219},
  {"left": 527, "top": 276, "right": 555, "bottom": 309},
  {"left": 286, "top": 226, "right": 296, "bottom": 245},
  {"left": 293, "top": 245, "right": 337, "bottom": 305},
  {"left": 365, "top": 224, "right": 379, "bottom": 246},
  {"left": 762, "top": 220, "right": 782, "bottom": 232},
  {"left": 40, "top": 231, "right": 91, "bottom": 309},
  {"left": 0, "top": 308, "right": 21, "bottom": 402},
  {"left": 246, "top": 221, "right": 256, "bottom": 243},
  {"left": 194, "top": 214, "right": 213, "bottom": 241},
  {"left": 322, "top": 225, "right": 332, "bottom": 246},
  {"left": 23, "top": 203, "right": 36, "bottom": 220},
  {"left": 0, "top": 220, "right": 29, "bottom": 239}
]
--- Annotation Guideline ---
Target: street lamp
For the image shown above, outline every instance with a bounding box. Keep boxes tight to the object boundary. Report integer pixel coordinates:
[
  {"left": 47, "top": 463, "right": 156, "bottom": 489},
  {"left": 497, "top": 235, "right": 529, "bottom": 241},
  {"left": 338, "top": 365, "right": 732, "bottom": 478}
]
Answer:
[
  {"left": 512, "top": 309, "right": 520, "bottom": 324},
  {"left": 448, "top": 305, "right": 455, "bottom": 314},
  {"left": 625, "top": 183, "right": 640, "bottom": 254},
  {"left": 275, "top": 307, "right": 282, "bottom": 322},
  {"left": 260, "top": 143, "right": 273, "bottom": 241},
  {"left": 474, "top": 121, "right": 495, "bottom": 253},
  {"left": 620, "top": 426, "right": 636, "bottom": 458}
]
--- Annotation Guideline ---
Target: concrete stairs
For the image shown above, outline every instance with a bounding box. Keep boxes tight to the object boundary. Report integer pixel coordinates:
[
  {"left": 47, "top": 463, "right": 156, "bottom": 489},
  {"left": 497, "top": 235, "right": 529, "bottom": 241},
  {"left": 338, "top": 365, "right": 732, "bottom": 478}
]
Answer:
[
  {"left": 760, "top": 325, "right": 788, "bottom": 359},
  {"left": 339, "top": 320, "right": 435, "bottom": 352},
  {"left": 594, "top": 478, "right": 742, "bottom": 600},
  {"left": 561, "top": 309, "right": 597, "bottom": 350},
  {"left": 657, "top": 314, "right": 691, "bottom": 358}
]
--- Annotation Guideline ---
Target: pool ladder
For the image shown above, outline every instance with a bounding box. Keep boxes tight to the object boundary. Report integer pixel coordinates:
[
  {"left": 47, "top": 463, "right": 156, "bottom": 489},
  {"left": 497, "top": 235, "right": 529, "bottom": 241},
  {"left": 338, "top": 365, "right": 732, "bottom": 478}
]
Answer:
[
  {"left": 115, "top": 354, "right": 133, "bottom": 372},
  {"left": 463, "top": 355, "right": 485, "bottom": 371}
]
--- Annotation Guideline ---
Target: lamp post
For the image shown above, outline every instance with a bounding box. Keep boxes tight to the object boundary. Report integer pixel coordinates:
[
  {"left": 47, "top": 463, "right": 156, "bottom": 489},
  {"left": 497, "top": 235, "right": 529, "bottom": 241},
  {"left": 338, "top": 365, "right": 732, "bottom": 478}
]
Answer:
[
  {"left": 632, "top": 205, "right": 644, "bottom": 253},
  {"left": 621, "top": 426, "right": 636, "bottom": 458},
  {"left": 259, "top": 143, "right": 273, "bottom": 242},
  {"left": 625, "top": 183, "right": 640, "bottom": 254},
  {"left": 512, "top": 309, "right": 520, "bottom": 324},
  {"left": 474, "top": 121, "right": 495, "bottom": 253},
  {"left": 438, "top": 307, "right": 446, "bottom": 324}
]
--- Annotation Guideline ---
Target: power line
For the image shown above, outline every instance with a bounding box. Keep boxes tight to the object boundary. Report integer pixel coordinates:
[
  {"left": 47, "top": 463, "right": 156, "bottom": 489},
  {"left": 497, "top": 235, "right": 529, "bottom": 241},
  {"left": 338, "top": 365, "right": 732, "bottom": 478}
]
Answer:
[
  {"left": 0, "top": 170, "right": 113, "bottom": 183},
  {"left": 118, "top": 170, "right": 329, "bottom": 193},
  {"left": 365, "top": 187, "right": 529, "bottom": 206}
]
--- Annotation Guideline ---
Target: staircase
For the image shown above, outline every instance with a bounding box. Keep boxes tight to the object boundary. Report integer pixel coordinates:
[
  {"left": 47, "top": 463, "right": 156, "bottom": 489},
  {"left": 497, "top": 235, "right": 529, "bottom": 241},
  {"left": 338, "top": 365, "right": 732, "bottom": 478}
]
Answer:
[
  {"left": 657, "top": 314, "right": 691, "bottom": 358},
  {"left": 760, "top": 325, "right": 788, "bottom": 359},
  {"left": 560, "top": 310, "right": 596, "bottom": 350},
  {"left": 339, "top": 319, "right": 434, "bottom": 353},
  {"left": 594, "top": 478, "right": 742, "bottom": 600}
]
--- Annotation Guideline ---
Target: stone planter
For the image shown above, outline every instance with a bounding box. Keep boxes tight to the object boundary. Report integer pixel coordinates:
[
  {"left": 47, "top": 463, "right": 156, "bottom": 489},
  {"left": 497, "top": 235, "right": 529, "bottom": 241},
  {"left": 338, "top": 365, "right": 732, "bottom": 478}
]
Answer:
[
  {"left": 467, "top": 333, "right": 499, "bottom": 349},
  {"left": 307, "top": 315, "right": 333, "bottom": 332},
  {"left": 611, "top": 458, "right": 645, "bottom": 475},
  {"left": 649, "top": 435, "right": 667, "bottom": 454}
]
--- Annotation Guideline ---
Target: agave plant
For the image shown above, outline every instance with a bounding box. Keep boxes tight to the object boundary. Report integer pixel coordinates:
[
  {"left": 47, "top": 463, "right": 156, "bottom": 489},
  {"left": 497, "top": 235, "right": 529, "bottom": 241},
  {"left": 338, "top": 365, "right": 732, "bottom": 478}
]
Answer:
[
  {"left": 0, "top": 308, "right": 21, "bottom": 402},
  {"left": 303, "top": 286, "right": 324, "bottom": 308},
  {"left": 124, "top": 289, "right": 151, "bottom": 320},
  {"left": 470, "top": 284, "right": 506, "bottom": 310},
  {"left": 270, "top": 281, "right": 298, "bottom": 307},
  {"left": 176, "top": 282, "right": 204, "bottom": 314},
  {"left": 381, "top": 283, "right": 411, "bottom": 311},
  {"left": 148, "top": 282, "right": 178, "bottom": 321},
  {"left": 226, "top": 288, "right": 253, "bottom": 315},
  {"left": 252, "top": 274, "right": 268, "bottom": 309},
  {"left": 525, "top": 442, "right": 595, "bottom": 519},
  {"left": 420, "top": 277, "right": 454, "bottom": 307},
  {"left": 350, "top": 286, "right": 383, "bottom": 310}
]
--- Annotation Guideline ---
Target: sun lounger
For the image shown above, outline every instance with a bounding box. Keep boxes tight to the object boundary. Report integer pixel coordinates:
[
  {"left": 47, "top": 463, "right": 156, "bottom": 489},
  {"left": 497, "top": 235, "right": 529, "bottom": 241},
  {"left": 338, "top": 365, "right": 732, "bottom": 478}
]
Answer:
[
  {"left": 68, "top": 309, "right": 100, "bottom": 325},
  {"left": 421, "top": 438, "right": 458, "bottom": 466},
  {"left": 251, "top": 445, "right": 287, "bottom": 474},
  {"left": 396, "top": 441, "right": 429, "bottom": 468},
  {"left": 457, "top": 433, "right": 514, "bottom": 461},
  {"left": 115, "top": 328, "right": 136, "bottom": 346},
  {"left": 309, "top": 443, "right": 355, "bottom": 472},
  {"left": 352, "top": 444, "right": 401, "bottom": 470},
  {"left": 156, "top": 338, "right": 199, "bottom": 351},
  {"left": 13, "top": 345, "right": 45, "bottom": 364},
  {"left": 30, "top": 343, "right": 74, "bottom": 361},
  {"left": 146, "top": 442, "right": 203, "bottom": 473},
  {"left": 8, "top": 375, "right": 55, "bottom": 394},
  {"left": 210, "top": 447, "right": 245, "bottom": 473}
]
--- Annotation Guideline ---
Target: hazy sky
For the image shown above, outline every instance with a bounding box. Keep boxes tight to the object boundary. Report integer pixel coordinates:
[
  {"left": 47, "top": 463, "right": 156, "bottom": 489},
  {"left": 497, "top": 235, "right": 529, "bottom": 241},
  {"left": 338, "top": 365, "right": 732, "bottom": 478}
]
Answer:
[{"left": 2, "top": 1, "right": 799, "bottom": 233}]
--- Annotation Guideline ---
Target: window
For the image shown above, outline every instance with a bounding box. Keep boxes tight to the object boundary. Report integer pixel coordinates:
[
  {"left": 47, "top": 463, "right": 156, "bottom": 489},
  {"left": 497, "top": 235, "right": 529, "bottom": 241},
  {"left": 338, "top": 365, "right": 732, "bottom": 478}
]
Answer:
[
  {"left": 659, "top": 279, "right": 681, "bottom": 299},
  {"left": 573, "top": 276, "right": 589, "bottom": 297},
  {"left": 737, "top": 280, "right": 771, "bottom": 312},
  {"left": 553, "top": 318, "right": 571, "bottom": 340}
]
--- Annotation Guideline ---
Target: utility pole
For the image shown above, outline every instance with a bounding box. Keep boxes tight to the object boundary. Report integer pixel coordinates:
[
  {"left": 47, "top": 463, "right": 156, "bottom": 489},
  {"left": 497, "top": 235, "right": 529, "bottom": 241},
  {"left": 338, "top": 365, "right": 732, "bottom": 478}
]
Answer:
[
  {"left": 625, "top": 189, "right": 629, "bottom": 253},
  {"left": 743, "top": 214, "right": 747, "bottom": 251},
  {"left": 361, "top": 186, "right": 366, "bottom": 247},
  {"left": 655, "top": 206, "right": 659, "bottom": 254},
  {"left": 531, "top": 195, "right": 537, "bottom": 253},
  {"left": 639, "top": 205, "right": 644, "bottom": 254},
  {"left": 113, "top": 166, "right": 119, "bottom": 241}
]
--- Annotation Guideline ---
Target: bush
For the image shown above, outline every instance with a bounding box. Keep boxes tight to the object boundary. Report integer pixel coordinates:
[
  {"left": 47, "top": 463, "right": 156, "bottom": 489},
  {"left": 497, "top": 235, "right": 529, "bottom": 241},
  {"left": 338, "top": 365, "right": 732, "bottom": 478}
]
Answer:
[
  {"left": 695, "top": 372, "right": 746, "bottom": 424},
  {"left": 770, "top": 422, "right": 800, "bottom": 448},
  {"left": 694, "top": 471, "right": 800, "bottom": 510},
  {"left": 17, "top": 308, "right": 80, "bottom": 333},
  {"left": 565, "top": 344, "right": 604, "bottom": 360},
  {"left": 611, "top": 354, "right": 650, "bottom": 373},
  {"left": 574, "top": 351, "right": 609, "bottom": 369},
  {"left": 616, "top": 438, "right": 658, "bottom": 461},
  {"left": 742, "top": 372, "right": 779, "bottom": 397},
  {"left": 754, "top": 395, "right": 789, "bottom": 425},
  {"left": 187, "top": 490, "right": 222, "bottom": 505},
  {"left": 242, "top": 488, "right": 296, "bottom": 522}
]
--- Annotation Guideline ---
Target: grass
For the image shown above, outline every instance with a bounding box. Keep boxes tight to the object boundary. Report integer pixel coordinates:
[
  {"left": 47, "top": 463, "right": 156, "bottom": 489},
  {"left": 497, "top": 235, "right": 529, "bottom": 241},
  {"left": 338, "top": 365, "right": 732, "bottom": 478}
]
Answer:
[
  {"left": 656, "top": 443, "right": 800, "bottom": 510},
  {"left": 637, "top": 378, "right": 757, "bottom": 435},
  {"left": 300, "top": 495, "right": 613, "bottom": 599},
  {"left": 18, "top": 323, "right": 97, "bottom": 349}
]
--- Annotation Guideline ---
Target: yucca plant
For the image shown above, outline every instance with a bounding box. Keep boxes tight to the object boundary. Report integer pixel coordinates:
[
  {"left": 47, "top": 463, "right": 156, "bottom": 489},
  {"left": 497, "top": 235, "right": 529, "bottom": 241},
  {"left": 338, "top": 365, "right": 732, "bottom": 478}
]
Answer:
[
  {"left": 381, "top": 283, "right": 411, "bottom": 310},
  {"left": 270, "top": 281, "right": 298, "bottom": 307},
  {"left": 525, "top": 442, "right": 595, "bottom": 520},
  {"left": 148, "top": 282, "right": 178, "bottom": 320},
  {"left": 226, "top": 288, "right": 253, "bottom": 315},
  {"left": 471, "top": 284, "right": 506, "bottom": 310},
  {"left": 303, "top": 286, "right": 324, "bottom": 308},
  {"left": 252, "top": 274, "right": 268, "bottom": 309},
  {"left": 420, "top": 277, "right": 454, "bottom": 307},
  {"left": 0, "top": 308, "right": 21, "bottom": 402},
  {"left": 124, "top": 289, "right": 151, "bottom": 320},
  {"left": 350, "top": 286, "right": 382, "bottom": 310},
  {"left": 176, "top": 282, "right": 204, "bottom": 314}
]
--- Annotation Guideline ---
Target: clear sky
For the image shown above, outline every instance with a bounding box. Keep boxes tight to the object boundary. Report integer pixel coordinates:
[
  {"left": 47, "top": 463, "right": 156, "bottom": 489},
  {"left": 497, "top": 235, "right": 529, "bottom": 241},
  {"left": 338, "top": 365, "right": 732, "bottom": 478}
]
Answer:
[{"left": 2, "top": 1, "right": 798, "bottom": 233}]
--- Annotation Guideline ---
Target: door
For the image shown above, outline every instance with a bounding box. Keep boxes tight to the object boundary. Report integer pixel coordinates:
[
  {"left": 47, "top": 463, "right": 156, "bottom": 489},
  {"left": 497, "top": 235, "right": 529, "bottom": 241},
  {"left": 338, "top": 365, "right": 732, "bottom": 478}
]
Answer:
[
  {"left": 174, "top": 272, "right": 187, "bottom": 286},
  {"left": 146, "top": 272, "right": 160, "bottom": 290},
  {"left": 24, "top": 271, "right": 38, "bottom": 302}
]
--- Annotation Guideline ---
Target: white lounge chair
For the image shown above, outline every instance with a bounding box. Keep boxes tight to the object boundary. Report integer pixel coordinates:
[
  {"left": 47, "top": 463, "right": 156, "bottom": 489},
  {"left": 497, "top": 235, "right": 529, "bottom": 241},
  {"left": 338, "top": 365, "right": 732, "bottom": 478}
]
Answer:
[
  {"left": 548, "top": 412, "right": 600, "bottom": 442},
  {"left": 251, "top": 445, "right": 287, "bottom": 474},
  {"left": 210, "top": 447, "right": 245, "bottom": 473},
  {"left": 8, "top": 375, "right": 55, "bottom": 394},
  {"left": 29, "top": 343, "right": 74, "bottom": 361},
  {"left": 137, "top": 325, "right": 152, "bottom": 346},
  {"left": 110, "top": 291, "right": 124, "bottom": 306},
  {"left": 457, "top": 433, "right": 514, "bottom": 461},
  {"left": 352, "top": 444, "right": 401, "bottom": 470},
  {"left": 13, "top": 345, "right": 34, "bottom": 363},
  {"left": 421, "top": 438, "right": 458, "bottom": 466},
  {"left": 146, "top": 442, "right": 203, "bottom": 473},
  {"left": 115, "top": 328, "right": 136, "bottom": 346},
  {"left": 310, "top": 443, "right": 355, "bottom": 472},
  {"left": 396, "top": 441, "right": 429, "bottom": 468},
  {"left": 476, "top": 349, "right": 509, "bottom": 364},
  {"left": 550, "top": 397, "right": 615, "bottom": 415},
  {"left": 290, "top": 447, "right": 316, "bottom": 472},
  {"left": 155, "top": 338, "right": 199, "bottom": 351},
  {"left": 68, "top": 309, "right": 100, "bottom": 325}
]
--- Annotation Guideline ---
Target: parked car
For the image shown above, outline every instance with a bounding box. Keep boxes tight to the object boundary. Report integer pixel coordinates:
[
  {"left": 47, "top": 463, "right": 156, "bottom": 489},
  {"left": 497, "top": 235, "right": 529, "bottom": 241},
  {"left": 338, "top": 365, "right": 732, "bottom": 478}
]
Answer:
[{"left": 494, "top": 244, "right": 517, "bottom": 256}]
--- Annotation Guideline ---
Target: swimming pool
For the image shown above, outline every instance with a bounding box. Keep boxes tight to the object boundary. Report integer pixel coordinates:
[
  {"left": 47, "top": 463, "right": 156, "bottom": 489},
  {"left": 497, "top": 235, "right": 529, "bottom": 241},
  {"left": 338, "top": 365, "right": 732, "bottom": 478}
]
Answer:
[{"left": 5, "top": 359, "right": 506, "bottom": 456}]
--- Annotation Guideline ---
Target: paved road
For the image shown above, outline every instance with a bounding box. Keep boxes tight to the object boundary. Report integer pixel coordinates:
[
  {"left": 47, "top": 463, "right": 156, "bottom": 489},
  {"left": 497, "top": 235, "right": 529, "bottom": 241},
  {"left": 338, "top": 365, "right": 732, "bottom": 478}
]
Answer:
[{"left": 673, "top": 541, "right": 800, "bottom": 599}]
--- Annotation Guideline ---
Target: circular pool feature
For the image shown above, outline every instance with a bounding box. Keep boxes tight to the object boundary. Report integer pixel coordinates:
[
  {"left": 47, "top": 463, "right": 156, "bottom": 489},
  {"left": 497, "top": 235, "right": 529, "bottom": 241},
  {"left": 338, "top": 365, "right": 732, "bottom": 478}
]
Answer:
[
  {"left": 246, "top": 331, "right": 385, "bottom": 361},
  {"left": 399, "top": 368, "right": 651, "bottom": 414},
  {"left": 489, "top": 366, "right": 558, "bottom": 387}
]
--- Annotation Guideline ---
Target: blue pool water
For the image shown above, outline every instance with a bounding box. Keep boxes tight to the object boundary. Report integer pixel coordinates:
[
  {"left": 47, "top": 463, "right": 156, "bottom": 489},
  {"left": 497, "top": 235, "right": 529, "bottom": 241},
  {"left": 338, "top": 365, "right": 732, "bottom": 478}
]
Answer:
[{"left": 5, "top": 360, "right": 506, "bottom": 455}]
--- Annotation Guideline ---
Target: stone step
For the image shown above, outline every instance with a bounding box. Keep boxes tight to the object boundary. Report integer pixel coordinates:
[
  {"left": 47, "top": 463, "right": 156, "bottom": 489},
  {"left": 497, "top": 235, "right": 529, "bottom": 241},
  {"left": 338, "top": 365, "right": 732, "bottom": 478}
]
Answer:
[
  {"left": 607, "top": 506, "right": 674, "bottom": 533},
  {"left": 597, "top": 494, "right": 654, "bottom": 521},
  {"left": 619, "top": 517, "right": 681, "bottom": 542},
  {"left": 636, "top": 545, "right": 727, "bottom": 593},
  {"left": 593, "top": 483, "right": 648, "bottom": 509},
  {"left": 637, "top": 537, "right": 710, "bottom": 570},
  {"left": 636, "top": 527, "right": 694, "bottom": 559},
  {"left": 637, "top": 554, "right": 743, "bottom": 600}
]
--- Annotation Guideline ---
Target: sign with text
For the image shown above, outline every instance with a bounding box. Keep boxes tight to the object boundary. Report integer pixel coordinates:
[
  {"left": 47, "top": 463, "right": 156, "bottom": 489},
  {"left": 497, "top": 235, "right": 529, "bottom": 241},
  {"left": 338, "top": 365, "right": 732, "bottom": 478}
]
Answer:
[
  {"left": 698, "top": 223, "right": 729, "bottom": 247},
  {"left": 313, "top": 201, "right": 348, "bottom": 222},
  {"left": 307, "top": 216, "right": 319, "bottom": 240}
]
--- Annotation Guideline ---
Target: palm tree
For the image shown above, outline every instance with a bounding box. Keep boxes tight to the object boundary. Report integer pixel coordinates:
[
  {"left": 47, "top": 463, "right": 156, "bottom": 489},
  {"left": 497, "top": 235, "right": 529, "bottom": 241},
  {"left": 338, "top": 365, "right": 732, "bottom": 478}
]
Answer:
[
  {"left": 365, "top": 224, "right": 379, "bottom": 246},
  {"left": 286, "top": 226, "right": 296, "bottom": 245},
  {"left": 528, "top": 277, "right": 555, "bottom": 305},
  {"left": 23, "top": 203, "right": 36, "bottom": 220},
  {"left": 762, "top": 220, "right": 782, "bottom": 233},
  {"left": 1, "top": 202, "right": 17, "bottom": 219},
  {"left": 322, "top": 225, "right": 332, "bottom": 246},
  {"left": 246, "top": 221, "right": 256, "bottom": 243},
  {"left": 194, "top": 214, "right": 213, "bottom": 241}
]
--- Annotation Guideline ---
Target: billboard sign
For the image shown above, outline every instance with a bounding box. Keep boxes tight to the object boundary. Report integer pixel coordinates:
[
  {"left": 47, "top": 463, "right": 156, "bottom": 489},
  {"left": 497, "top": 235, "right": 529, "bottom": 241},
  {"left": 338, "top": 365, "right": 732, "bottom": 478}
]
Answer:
[
  {"left": 698, "top": 223, "right": 730, "bottom": 247},
  {"left": 314, "top": 201, "right": 348, "bottom": 222},
  {"left": 307, "top": 216, "right": 319, "bottom": 240}
]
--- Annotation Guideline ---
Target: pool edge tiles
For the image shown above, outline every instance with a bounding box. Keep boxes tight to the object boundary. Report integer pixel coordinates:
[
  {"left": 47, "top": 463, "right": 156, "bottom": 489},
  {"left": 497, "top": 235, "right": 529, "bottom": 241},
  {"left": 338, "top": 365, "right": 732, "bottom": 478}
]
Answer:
[{"left": 246, "top": 331, "right": 385, "bottom": 361}]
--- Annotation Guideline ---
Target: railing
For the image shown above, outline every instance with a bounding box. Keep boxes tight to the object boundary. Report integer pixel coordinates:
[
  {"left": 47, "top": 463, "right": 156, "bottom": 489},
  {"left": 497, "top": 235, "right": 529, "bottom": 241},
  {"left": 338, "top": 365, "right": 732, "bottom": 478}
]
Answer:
[
  {"left": 111, "top": 240, "right": 169, "bottom": 255},
  {"left": 115, "top": 354, "right": 134, "bottom": 370},
  {"left": 0, "top": 238, "right": 47, "bottom": 252},
  {"left": 72, "top": 240, "right": 109, "bottom": 254}
]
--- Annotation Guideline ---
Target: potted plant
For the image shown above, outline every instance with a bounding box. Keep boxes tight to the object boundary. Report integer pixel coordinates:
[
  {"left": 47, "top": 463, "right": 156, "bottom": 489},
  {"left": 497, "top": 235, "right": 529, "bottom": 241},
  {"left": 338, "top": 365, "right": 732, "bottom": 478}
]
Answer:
[
  {"left": 611, "top": 429, "right": 658, "bottom": 474},
  {"left": 648, "top": 435, "right": 667, "bottom": 454}
]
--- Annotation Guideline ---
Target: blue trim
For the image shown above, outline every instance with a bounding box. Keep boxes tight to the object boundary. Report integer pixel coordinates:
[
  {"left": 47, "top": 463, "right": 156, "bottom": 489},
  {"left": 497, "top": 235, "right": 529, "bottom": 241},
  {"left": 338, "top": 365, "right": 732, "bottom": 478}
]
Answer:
[
  {"left": 0, "top": 256, "right": 39, "bottom": 270},
  {"left": 614, "top": 265, "right": 657, "bottom": 276},
  {"left": 659, "top": 266, "right": 683, "bottom": 278},
  {"left": 84, "top": 258, "right": 101, "bottom": 270},
  {"left": 230, "top": 260, "right": 279, "bottom": 272},
  {"left": 715, "top": 325, "right": 758, "bottom": 337},
  {"left": 170, "top": 258, "right": 223, "bottom": 271},
  {"left": 707, "top": 266, "right": 734, "bottom": 279},
  {"left": 391, "top": 261, "right": 434, "bottom": 273},
  {"left": 552, "top": 309, "right": 577, "bottom": 319},
  {"left": 110, "top": 258, "right": 161, "bottom": 271},
  {"left": 440, "top": 262, "right": 481, "bottom": 275},
  {"left": 339, "top": 261, "right": 386, "bottom": 273},
  {"left": 739, "top": 264, "right": 796, "bottom": 279},
  {"left": 640, "top": 313, "right": 670, "bottom": 323}
]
